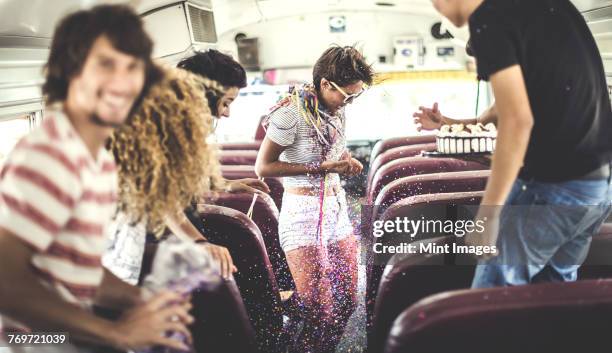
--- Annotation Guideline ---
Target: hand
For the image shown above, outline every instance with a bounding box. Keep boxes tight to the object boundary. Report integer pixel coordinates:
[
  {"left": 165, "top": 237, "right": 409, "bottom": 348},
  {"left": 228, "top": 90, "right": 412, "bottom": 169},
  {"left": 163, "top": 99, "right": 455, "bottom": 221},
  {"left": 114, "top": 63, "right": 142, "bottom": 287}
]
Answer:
[
  {"left": 321, "top": 160, "right": 352, "bottom": 175},
  {"left": 201, "top": 243, "right": 237, "bottom": 279},
  {"left": 111, "top": 291, "right": 193, "bottom": 351},
  {"left": 226, "top": 179, "right": 270, "bottom": 195},
  {"left": 348, "top": 158, "right": 363, "bottom": 176},
  {"left": 340, "top": 151, "right": 363, "bottom": 176},
  {"left": 464, "top": 207, "right": 501, "bottom": 260},
  {"left": 413, "top": 102, "right": 444, "bottom": 131}
]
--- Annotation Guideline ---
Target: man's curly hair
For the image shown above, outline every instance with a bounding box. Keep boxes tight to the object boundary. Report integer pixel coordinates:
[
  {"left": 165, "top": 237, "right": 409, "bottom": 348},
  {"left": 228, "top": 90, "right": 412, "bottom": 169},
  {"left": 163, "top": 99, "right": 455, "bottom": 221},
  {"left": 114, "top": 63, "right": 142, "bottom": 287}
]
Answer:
[{"left": 110, "top": 66, "right": 225, "bottom": 234}]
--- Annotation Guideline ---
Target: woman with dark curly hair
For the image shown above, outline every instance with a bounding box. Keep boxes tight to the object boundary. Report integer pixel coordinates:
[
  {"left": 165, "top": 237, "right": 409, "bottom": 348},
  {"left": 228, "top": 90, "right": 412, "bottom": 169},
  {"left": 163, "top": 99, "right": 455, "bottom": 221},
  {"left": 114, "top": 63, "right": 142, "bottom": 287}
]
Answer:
[
  {"left": 178, "top": 49, "right": 247, "bottom": 119},
  {"left": 178, "top": 50, "right": 269, "bottom": 195},
  {"left": 103, "top": 65, "right": 236, "bottom": 285}
]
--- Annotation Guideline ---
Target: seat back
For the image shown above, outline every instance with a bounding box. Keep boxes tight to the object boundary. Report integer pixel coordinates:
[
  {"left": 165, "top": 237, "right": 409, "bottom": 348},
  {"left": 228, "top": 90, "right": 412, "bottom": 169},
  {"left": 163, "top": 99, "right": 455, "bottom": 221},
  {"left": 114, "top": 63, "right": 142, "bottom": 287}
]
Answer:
[
  {"left": 220, "top": 150, "right": 259, "bottom": 165},
  {"left": 220, "top": 141, "right": 262, "bottom": 151},
  {"left": 371, "top": 222, "right": 612, "bottom": 353},
  {"left": 365, "top": 192, "right": 482, "bottom": 353},
  {"left": 138, "top": 243, "right": 258, "bottom": 353},
  {"left": 221, "top": 165, "right": 284, "bottom": 209},
  {"left": 205, "top": 192, "right": 294, "bottom": 291},
  {"left": 369, "top": 237, "right": 475, "bottom": 353},
  {"left": 366, "top": 143, "right": 437, "bottom": 193},
  {"left": 579, "top": 223, "right": 612, "bottom": 279},
  {"left": 385, "top": 279, "right": 612, "bottom": 353},
  {"left": 368, "top": 156, "right": 488, "bottom": 203},
  {"left": 370, "top": 135, "right": 436, "bottom": 165},
  {"left": 373, "top": 170, "right": 490, "bottom": 220},
  {"left": 197, "top": 205, "right": 284, "bottom": 353}
]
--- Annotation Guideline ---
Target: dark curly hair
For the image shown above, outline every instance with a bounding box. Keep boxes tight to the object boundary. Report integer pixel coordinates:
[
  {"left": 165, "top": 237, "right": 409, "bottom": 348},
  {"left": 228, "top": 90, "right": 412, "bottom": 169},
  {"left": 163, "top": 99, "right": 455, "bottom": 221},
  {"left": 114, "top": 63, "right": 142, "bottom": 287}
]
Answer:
[
  {"left": 43, "top": 4, "right": 161, "bottom": 112},
  {"left": 312, "top": 45, "right": 374, "bottom": 92},
  {"left": 177, "top": 50, "right": 247, "bottom": 115}
]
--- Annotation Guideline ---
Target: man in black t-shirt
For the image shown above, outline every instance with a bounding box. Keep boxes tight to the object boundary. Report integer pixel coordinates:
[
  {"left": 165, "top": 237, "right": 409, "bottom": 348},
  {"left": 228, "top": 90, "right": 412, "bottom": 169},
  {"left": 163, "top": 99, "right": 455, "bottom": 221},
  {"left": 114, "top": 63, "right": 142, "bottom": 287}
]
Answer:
[{"left": 432, "top": 0, "right": 612, "bottom": 288}]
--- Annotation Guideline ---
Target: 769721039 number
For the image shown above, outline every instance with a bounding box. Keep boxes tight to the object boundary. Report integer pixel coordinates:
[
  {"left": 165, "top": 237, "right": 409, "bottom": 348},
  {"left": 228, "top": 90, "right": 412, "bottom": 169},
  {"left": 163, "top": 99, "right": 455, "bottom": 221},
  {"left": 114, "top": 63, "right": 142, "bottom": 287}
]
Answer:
[{"left": 3, "top": 332, "right": 68, "bottom": 346}]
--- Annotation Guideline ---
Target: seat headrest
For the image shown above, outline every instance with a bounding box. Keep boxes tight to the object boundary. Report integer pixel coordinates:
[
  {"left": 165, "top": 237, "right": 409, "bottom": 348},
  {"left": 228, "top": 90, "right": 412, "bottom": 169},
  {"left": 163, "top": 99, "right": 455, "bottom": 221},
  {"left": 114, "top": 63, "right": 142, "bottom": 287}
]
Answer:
[
  {"left": 219, "top": 150, "right": 259, "bottom": 165},
  {"left": 386, "top": 279, "right": 612, "bottom": 353}
]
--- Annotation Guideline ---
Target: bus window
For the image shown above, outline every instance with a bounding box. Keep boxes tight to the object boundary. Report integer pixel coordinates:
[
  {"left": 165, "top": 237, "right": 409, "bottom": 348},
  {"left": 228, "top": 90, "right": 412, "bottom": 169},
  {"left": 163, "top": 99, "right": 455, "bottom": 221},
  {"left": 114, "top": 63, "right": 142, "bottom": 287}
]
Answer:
[{"left": 0, "top": 115, "right": 32, "bottom": 165}]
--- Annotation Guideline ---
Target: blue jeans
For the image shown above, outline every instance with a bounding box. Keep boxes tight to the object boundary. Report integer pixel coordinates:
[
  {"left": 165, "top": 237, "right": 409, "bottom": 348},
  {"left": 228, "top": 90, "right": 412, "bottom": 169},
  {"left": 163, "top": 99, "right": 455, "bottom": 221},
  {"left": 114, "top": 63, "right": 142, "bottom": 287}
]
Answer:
[{"left": 472, "top": 172, "right": 612, "bottom": 288}]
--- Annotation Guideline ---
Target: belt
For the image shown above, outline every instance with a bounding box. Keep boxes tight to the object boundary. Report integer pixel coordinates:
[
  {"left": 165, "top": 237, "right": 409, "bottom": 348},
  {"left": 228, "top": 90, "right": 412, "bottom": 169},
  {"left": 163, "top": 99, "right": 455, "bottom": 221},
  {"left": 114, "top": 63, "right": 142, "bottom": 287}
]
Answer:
[
  {"left": 519, "top": 162, "right": 611, "bottom": 181},
  {"left": 579, "top": 163, "right": 611, "bottom": 180}
]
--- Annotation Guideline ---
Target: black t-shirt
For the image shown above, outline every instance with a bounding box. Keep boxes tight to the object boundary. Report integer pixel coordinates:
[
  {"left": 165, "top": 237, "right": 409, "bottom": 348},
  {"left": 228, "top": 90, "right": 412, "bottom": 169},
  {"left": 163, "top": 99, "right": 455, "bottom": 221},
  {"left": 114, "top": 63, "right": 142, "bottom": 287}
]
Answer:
[{"left": 469, "top": 0, "right": 612, "bottom": 181}]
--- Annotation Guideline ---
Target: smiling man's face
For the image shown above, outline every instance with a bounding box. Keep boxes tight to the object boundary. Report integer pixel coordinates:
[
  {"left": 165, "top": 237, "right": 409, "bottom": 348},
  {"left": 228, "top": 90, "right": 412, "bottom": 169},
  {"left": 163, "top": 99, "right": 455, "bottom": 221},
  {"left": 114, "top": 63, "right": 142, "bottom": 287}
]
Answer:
[{"left": 66, "top": 35, "right": 146, "bottom": 128}]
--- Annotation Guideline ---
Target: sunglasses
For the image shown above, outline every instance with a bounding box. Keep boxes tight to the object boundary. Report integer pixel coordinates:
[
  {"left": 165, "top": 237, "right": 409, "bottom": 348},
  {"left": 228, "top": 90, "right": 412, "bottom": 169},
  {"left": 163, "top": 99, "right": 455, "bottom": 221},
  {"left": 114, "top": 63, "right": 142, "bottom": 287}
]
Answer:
[{"left": 329, "top": 81, "right": 365, "bottom": 104}]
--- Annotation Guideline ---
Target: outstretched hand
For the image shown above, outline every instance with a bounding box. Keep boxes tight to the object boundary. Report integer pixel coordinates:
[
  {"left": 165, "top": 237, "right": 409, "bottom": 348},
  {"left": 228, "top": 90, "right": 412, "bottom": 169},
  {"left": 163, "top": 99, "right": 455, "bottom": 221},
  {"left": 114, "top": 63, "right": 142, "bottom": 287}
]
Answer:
[
  {"left": 413, "top": 102, "right": 444, "bottom": 131},
  {"left": 200, "top": 243, "right": 237, "bottom": 279}
]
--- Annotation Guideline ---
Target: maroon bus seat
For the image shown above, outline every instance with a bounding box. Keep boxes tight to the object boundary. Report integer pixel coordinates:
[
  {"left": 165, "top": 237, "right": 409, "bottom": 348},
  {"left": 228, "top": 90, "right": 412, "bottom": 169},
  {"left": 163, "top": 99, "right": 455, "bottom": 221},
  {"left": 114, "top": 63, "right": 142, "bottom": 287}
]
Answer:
[
  {"left": 221, "top": 165, "right": 258, "bottom": 179},
  {"left": 191, "top": 279, "right": 259, "bottom": 353},
  {"left": 221, "top": 165, "right": 284, "bottom": 209},
  {"left": 204, "top": 192, "right": 294, "bottom": 291},
  {"left": 219, "top": 141, "right": 262, "bottom": 151},
  {"left": 365, "top": 192, "right": 483, "bottom": 353},
  {"left": 138, "top": 243, "right": 258, "bottom": 353},
  {"left": 381, "top": 191, "right": 484, "bottom": 225},
  {"left": 579, "top": 223, "right": 612, "bottom": 279},
  {"left": 366, "top": 144, "right": 437, "bottom": 193},
  {"left": 197, "top": 205, "right": 284, "bottom": 353},
  {"left": 370, "top": 222, "right": 612, "bottom": 353},
  {"left": 385, "top": 278, "right": 612, "bottom": 353},
  {"left": 373, "top": 170, "right": 490, "bottom": 220},
  {"left": 370, "top": 135, "right": 436, "bottom": 166},
  {"left": 368, "top": 157, "right": 488, "bottom": 203},
  {"left": 369, "top": 236, "right": 475, "bottom": 353},
  {"left": 219, "top": 150, "right": 259, "bottom": 165}
]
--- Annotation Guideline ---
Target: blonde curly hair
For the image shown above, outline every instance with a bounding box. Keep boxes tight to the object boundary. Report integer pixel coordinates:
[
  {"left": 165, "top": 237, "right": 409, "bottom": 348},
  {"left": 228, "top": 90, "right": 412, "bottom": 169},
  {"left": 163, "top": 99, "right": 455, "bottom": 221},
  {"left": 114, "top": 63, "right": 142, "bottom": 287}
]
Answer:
[{"left": 110, "top": 65, "right": 225, "bottom": 234}]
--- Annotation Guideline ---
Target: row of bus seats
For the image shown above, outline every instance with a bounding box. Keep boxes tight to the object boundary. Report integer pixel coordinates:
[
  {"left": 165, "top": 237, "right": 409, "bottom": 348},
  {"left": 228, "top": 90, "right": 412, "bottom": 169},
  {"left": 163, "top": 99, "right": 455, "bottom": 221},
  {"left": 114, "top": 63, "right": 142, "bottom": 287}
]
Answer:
[
  {"left": 365, "top": 135, "right": 490, "bottom": 346},
  {"left": 142, "top": 203, "right": 297, "bottom": 353},
  {"left": 365, "top": 135, "right": 612, "bottom": 353},
  {"left": 165, "top": 122, "right": 298, "bottom": 353}
]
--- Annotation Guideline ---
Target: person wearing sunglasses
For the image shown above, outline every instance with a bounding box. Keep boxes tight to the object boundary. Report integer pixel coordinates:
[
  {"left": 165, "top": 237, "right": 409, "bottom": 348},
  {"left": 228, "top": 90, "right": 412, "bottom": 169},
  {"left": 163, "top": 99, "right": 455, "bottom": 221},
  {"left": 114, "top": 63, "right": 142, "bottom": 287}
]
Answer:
[{"left": 255, "top": 45, "right": 373, "bottom": 353}]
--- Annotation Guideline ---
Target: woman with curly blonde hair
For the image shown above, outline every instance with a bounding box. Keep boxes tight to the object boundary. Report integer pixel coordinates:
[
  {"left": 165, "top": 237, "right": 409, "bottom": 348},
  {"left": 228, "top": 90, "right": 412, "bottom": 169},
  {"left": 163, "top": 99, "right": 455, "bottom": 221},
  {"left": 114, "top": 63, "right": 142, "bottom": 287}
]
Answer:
[{"left": 103, "top": 65, "right": 236, "bottom": 284}]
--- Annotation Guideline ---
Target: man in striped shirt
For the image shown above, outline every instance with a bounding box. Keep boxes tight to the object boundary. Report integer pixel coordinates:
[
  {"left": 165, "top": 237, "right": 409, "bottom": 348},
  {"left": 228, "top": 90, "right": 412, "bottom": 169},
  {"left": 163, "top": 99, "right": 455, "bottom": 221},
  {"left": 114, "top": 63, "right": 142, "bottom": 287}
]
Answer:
[{"left": 0, "top": 5, "right": 193, "bottom": 352}]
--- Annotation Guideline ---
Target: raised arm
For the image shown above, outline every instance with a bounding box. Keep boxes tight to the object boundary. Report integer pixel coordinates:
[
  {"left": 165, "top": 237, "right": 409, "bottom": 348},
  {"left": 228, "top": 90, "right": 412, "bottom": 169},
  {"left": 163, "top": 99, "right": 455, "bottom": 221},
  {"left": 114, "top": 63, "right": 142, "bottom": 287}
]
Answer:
[
  {"left": 413, "top": 102, "right": 498, "bottom": 131},
  {"left": 481, "top": 65, "right": 533, "bottom": 206}
]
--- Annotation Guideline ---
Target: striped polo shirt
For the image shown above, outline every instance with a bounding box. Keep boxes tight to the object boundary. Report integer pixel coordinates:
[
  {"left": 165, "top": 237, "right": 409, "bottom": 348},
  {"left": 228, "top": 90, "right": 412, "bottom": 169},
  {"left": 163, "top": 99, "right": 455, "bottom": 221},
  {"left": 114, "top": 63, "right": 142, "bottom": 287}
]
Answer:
[
  {"left": 0, "top": 107, "right": 118, "bottom": 331},
  {"left": 266, "top": 103, "right": 347, "bottom": 189}
]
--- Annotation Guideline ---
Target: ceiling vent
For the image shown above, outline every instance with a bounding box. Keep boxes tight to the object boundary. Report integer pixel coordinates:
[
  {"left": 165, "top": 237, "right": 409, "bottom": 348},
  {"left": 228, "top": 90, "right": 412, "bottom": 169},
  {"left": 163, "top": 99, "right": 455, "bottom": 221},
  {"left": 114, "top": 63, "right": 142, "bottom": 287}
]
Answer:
[
  {"left": 142, "top": 1, "right": 217, "bottom": 59},
  {"left": 186, "top": 3, "right": 217, "bottom": 44}
]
